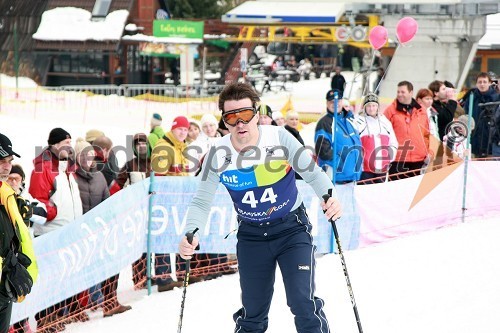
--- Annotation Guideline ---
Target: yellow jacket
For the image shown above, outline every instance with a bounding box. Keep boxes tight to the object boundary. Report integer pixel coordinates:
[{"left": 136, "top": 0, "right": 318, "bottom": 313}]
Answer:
[
  {"left": 0, "top": 181, "right": 38, "bottom": 296},
  {"left": 151, "top": 131, "right": 190, "bottom": 176}
]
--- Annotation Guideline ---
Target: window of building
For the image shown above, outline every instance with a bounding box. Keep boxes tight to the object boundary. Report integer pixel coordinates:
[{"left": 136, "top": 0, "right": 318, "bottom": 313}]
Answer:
[
  {"left": 60, "top": 55, "right": 71, "bottom": 72},
  {"left": 92, "top": 0, "right": 112, "bottom": 20},
  {"left": 50, "top": 53, "right": 105, "bottom": 74},
  {"left": 487, "top": 57, "right": 500, "bottom": 79},
  {"left": 52, "top": 56, "right": 61, "bottom": 72},
  {"left": 71, "top": 54, "right": 79, "bottom": 73},
  {"left": 464, "top": 56, "right": 483, "bottom": 89}
]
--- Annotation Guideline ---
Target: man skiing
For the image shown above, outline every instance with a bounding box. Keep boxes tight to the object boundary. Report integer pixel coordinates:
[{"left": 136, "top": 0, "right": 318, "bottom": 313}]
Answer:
[{"left": 178, "top": 82, "right": 342, "bottom": 332}]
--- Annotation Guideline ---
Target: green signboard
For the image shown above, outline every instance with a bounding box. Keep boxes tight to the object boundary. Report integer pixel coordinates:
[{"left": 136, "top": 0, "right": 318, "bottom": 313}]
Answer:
[{"left": 153, "top": 20, "right": 204, "bottom": 39}]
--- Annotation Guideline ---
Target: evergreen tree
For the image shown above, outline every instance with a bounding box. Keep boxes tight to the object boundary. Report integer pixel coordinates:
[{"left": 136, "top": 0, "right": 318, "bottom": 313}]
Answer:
[
  {"left": 169, "top": 0, "right": 194, "bottom": 19},
  {"left": 191, "top": 0, "right": 224, "bottom": 19}
]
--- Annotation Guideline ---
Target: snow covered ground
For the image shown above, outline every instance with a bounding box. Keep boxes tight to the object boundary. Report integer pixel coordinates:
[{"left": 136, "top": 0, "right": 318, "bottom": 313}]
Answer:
[{"left": 63, "top": 215, "right": 500, "bottom": 333}]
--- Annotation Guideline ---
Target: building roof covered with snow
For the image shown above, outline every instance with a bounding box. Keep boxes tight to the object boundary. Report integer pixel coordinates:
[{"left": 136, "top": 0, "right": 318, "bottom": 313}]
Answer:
[{"left": 33, "top": 0, "right": 134, "bottom": 52}]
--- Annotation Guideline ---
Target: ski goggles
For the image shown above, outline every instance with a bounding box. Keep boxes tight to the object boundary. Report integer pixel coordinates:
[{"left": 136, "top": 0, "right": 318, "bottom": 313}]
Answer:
[{"left": 222, "top": 107, "right": 257, "bottom": 126}]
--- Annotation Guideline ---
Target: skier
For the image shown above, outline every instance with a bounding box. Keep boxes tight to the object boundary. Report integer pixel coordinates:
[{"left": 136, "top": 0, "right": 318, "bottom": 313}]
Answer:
[{"left": 178, "top": 82, "right": 342, "bottom": 332}]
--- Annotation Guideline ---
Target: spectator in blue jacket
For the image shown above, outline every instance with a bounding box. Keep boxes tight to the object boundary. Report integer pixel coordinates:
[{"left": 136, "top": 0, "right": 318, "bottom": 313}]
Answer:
[
  {"left": 314, "top": 90, "right": 362, "bottom": 250},
  {"left": 314, "top": 91, "right": 362, "bottom": 183}
]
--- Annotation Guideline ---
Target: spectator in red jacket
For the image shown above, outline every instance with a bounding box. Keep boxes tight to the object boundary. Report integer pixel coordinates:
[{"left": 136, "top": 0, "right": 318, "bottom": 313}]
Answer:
[
  {"left": 383, "top": 81, "right": 430, "bottom": 180},
  {"left": 29, "top": 128, "right": 82, "bottom": 236},
  {"left": 29, "top": 128, "right": 83, "bottom": 332}
]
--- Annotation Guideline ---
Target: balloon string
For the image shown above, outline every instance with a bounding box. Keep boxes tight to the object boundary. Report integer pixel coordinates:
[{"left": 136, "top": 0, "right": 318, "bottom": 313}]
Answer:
[
  {"left": 373, "top": 43, "right": 400, "bottom": 95},
  {"left": 363, "top": 51, "right": 377, "bottom": 96}
]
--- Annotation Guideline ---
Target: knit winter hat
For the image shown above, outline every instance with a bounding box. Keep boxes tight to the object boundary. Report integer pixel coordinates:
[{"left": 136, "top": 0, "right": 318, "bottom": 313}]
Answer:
[
  {"left": 48, "top": 128, "right": 71, "bottom": 145},
  {"left": 85, "top": 129, "right": 105, "bottom": 143},
  {"left": 74, "top": 137, "right": 93, "bottom": 157},
  {"left": 151, "top": 113, "right": 163, "bottom": 127},
  {"left": 363, "top": 93, "right": 379, "bottom": 108},
  {"left": 133, "top": 133, "right": 148, "bottom": 144},
  {"left": 200, "top": 114, "right": 218, "bottom": 126},
  {"left": 258, "top": 104, "right": 272, "bottom": 117},
  {"left": 171, "top": 116, "right": 190, "bottom": 130},
  {"left": 9, "top": 164, "right": 25, "bottom": 180}
]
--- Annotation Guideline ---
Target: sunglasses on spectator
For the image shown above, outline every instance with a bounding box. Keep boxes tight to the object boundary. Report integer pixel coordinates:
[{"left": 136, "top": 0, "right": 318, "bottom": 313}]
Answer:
[{"left": 222, "top": 107, "right": 257, "bottom": 126}]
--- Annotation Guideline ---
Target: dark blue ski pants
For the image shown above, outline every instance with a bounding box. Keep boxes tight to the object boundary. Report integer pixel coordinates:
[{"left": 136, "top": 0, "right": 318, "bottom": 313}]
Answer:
[{"left": 233, "top": 204, "right": 330, "bottom": 333}]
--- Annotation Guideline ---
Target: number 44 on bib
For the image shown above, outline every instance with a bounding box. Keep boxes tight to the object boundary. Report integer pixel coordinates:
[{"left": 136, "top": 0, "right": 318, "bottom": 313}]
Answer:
[{"left": 242, "top": 188, "right": 278, "bottom": 208}]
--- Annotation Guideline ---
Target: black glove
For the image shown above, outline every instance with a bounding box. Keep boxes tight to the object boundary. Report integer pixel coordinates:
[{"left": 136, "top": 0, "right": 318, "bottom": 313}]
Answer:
[
  {"left": 2, "top": 250, "right": 33, "bottom": 302},
  {"left": 16, "top": 197, "right": 33, "bottom": 227},
  {"left": 32, "top": 205, "right": 46, "bottom": 217}
]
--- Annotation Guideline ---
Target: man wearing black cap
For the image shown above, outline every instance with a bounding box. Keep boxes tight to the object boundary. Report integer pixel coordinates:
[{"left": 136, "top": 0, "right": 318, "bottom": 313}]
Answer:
[
  {"left": 0, "top": 133, "right": 21, "bottom": 180},
  {"left": 314, "top": 91, "right": 362, "bottom": 250},
  {"left": 315, "top": 90, "right": 362, "bottom": 184},
  {"left": 28, "top": 127, "right": 81, "bottom": 230},
  {"left": 29, "top": 128, "right": 82, "bottom": 331},
  {"left": 0, "top": 133, "right": 38, "bottom": 332},
  {"left": 29, "top": 127, "right": 79, "bottom": 236}
]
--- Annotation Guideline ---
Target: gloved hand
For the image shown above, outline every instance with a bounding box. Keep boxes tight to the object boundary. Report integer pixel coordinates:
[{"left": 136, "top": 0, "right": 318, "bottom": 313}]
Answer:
[
  {"left": 2, "top": 250, "right": 33, "bottom": 302},
  {"left": 16, "top": 197, "right": 33, "bottom": 227},
  {"left": 32, "top": 205, "right": 45, "bottom": 217}
]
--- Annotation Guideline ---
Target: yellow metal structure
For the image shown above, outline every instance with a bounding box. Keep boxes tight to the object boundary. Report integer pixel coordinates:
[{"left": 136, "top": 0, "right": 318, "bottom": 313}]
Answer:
[{"left": 223, "top": 15, "right": 379, "bottom": 48}]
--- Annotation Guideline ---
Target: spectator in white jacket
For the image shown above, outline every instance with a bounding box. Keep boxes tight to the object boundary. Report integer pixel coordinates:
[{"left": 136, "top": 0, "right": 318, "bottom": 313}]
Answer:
[{"left": 355, "top": 93, "right": 398, "bottom": 183}]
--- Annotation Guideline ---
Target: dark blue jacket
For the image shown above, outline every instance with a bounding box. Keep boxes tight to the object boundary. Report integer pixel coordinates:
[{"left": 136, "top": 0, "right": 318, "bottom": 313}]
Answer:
[
  {"left": 463, "top": 87, "right": 499, "bottom": 156},
  {"left": 314, "top": 109, "right": 362, "bottom": 182}
]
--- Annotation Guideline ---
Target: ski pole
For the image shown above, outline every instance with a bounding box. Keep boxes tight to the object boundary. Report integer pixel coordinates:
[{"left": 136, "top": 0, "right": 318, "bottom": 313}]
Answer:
[
  {"left": 177, "top": 227, "right": 199, "bottom": 333},
  {"left": 323, "top": 194, "right": 363, "bottom": 333}
]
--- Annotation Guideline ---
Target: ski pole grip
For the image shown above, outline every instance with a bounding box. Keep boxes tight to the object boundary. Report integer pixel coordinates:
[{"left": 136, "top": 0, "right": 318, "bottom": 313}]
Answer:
[
  {"left": 322, "top": 194, "right": 331, "bottom": 215},
  {"left": 322, "top": 193, "right": 339, "bottom": 223},
  {"left": 185, "top": 227, "right": 200, "bottom": 250},
  {"left": 322, "top": 194, "right": 331, "bottom": 204}
]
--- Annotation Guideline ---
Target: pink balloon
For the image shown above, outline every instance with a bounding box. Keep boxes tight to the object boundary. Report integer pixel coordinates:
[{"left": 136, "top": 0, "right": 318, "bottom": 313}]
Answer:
[
  {"left": 368, "top": 26, "right": 388, "bottom": 50},
  {"left": 396, "top": 17, "right": 418, "bottom": 44}
]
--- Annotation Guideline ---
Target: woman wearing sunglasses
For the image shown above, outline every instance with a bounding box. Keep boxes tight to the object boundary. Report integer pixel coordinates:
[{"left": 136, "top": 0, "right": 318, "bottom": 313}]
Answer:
[{"left": 178, "top": 82, "right": 341, "bottom": 333}]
